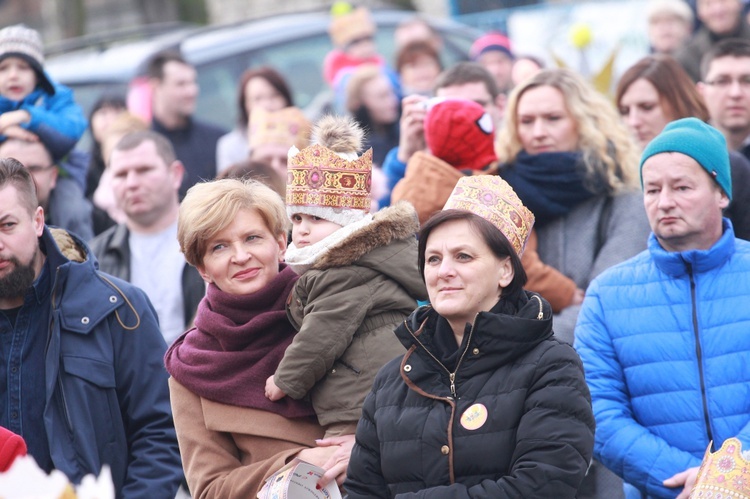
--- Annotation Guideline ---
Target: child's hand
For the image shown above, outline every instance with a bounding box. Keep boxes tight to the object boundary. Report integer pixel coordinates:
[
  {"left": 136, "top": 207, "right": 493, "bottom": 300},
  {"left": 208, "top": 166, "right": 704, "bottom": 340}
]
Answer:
[{"left": 264, "top": 375, "right": 286, "bottom": 401}]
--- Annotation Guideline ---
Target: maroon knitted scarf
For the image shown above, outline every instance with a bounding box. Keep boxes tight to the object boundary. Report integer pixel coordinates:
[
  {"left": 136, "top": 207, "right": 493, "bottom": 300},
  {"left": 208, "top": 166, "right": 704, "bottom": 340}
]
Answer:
[{"left": 164, "top": 264, "right": 315, "bottom": 419}]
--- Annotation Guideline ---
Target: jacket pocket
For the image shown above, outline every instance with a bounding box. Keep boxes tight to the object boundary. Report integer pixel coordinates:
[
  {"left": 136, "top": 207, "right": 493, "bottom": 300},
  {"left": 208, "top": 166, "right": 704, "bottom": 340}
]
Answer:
[
  {"left": 62, "top": 356, "right": 116, "bottom": 388},
  {"left": 335, "top": 359, "right": 361, "bottom": 375},
  {"left": 61, "top": 356, "right": 118, "bottom": 447}
]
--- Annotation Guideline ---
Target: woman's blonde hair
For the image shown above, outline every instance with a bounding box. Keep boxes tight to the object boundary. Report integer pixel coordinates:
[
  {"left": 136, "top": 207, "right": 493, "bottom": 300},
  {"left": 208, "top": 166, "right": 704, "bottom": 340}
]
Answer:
[
  {"left": 496, "top": 68, "right": 640, "bottom": 193},
  {"left": 177, "top": 178, "right": 288, "bottom": 267}
]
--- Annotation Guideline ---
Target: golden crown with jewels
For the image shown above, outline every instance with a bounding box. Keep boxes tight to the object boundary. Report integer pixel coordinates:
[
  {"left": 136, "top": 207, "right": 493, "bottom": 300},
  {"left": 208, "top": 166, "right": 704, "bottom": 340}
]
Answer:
[
  {"left": 286, "top": 144, "right": 372, "bottom": 211},
  {"left": 443, "top": 175, "right": 535, "bottom": 256},
  {"left": 690, "top": 438, "right": 750, "bottom": 499}
]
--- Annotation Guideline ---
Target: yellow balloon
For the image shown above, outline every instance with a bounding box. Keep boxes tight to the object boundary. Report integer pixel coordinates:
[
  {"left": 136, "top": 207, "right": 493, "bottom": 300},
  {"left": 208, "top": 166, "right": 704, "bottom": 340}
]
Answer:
[
  {"left": 330, "top": 1, "right": 353, "bottom": 17},
  {"left": 570, "top": 23, "right": 593, "bottom": 49}
]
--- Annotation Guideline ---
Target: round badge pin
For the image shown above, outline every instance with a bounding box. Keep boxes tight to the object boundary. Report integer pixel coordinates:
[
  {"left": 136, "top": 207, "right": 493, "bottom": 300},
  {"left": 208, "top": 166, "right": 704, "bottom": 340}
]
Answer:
[{"left": 460, "top": 403, "right": 488, "bottom": 431}]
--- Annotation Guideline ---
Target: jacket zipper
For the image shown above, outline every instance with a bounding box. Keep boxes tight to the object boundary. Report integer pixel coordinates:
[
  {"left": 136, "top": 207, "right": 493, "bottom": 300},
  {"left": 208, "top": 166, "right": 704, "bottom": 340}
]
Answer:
[
  {"left": 45, "top": 267, "right": 62, "bottom": 354},
  {"left": 532, "top": 294, "right": 544, "bottom": 320},
  {"left": 404, "top": 298, "right": 544, "bottom": 397},
  {"left": 49, "top": 268, "right": 74, "bottom": 435},
  {"left": 686, "top": 263, "right": 714, "bottom": 449},
  {"left": 57, "top": 378, "right": 74, "bottom": 434},
  {"left": 404, "top": 315, "right": 479, "bottom": 398}
]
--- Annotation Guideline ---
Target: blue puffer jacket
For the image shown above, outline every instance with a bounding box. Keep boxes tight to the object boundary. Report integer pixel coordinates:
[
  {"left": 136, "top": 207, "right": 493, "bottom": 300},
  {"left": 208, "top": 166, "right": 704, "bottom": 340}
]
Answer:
[
  {"left": 575, "top": 220, "right": 750, "bottom": 498},
  {"left": 41, "top": 227, "right": 182, "bottom": 497},
  {"left": 0, "top": 79, "right": 87, "bottom": 160}
]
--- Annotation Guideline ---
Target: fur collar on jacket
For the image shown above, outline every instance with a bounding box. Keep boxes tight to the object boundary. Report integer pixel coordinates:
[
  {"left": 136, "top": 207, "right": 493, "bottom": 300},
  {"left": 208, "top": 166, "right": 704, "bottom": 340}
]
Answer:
[
  {"left": 50, "top": 227, "right": 86, "bottom": 263},
  {"left": 285, "top": 201, "right": 419, "bottom": 273}
]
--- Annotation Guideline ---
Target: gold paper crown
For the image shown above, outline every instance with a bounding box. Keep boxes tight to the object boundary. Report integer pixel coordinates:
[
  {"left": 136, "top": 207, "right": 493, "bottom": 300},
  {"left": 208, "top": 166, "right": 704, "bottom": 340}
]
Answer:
[
  {"left": 329, "top": 7, "right": 376, "bottom": 47},
  {"left": 443, "top": 176, "right": 535, "bottom": 256},
  {"left": 690, "top": 438, "right": 750, "bottom": 498},
  {"left": 286, "top": 144, "right": 372, "bottom": 211},
  {"left": 249, "top": 107, "right": 311, "bottom": 150}
]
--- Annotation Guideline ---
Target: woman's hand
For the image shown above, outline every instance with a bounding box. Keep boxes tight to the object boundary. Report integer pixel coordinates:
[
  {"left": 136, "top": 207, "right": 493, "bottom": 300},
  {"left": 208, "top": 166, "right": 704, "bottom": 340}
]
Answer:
[
  {"left": 397, "top": 94, "right": 428, "bottom": 163},
  {"left": 571, "top": 288, "right": 585, "bottom": 305},
  {"left": 264, "top": 375, "right": 286, "bottom": 401},
  {"left": 315, "top": 434, "right": 356, "bottom": 488},
  {"left": 295, "top": 444, "right": 338, "bottom": 469}
]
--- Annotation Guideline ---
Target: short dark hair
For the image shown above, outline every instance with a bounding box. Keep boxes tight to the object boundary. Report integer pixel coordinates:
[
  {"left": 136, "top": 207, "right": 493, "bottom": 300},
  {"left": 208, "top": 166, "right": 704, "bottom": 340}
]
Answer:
[
  {"left": 113, "top": 130, "right": 177, "bottom": 166},
  {"left": 236, "top": 66, "right": 294, "bottom": 127},
  {"left": 701, "top": 38, "right": 750, "bottom": 80},
  {"left": 395, "top": 41, "right": 442, "bottom": 74},
  {"left": 0, "top": 157, "right": 38, "bottom": 214},
  {"left": 434, "top": 61, "right": 500, "bottom": 100},
  {"left": 147, "top": 50, "right": 190, "bottom": 80},
  {"left": 217, "top": 158, "right": 286, "bottom": 196},
  {"left": 417, "top": 209, "right": 527, "bottom": 298}
]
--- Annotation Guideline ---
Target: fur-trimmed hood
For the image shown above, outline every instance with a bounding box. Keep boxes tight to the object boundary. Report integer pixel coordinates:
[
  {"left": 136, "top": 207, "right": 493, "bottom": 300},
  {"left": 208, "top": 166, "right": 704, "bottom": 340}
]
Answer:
[
  {"left": 49, "top": 227, "right": 87, "bottom": 263},
  {"left": 311, "top": 201, "right": 419, "bottom": 271}
]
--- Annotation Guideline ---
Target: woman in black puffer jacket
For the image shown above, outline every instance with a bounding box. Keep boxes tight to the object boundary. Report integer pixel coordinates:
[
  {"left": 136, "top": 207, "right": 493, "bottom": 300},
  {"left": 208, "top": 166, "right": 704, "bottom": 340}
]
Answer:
[{"left": 345, "top": 175, "right": 595, "bottom": 499}]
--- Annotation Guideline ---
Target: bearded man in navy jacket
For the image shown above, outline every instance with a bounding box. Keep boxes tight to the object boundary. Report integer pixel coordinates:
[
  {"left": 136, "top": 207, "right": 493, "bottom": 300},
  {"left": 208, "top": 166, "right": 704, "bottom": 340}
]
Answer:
[{"left": 0, "top": 157, "right": 182, "bottom": 496}]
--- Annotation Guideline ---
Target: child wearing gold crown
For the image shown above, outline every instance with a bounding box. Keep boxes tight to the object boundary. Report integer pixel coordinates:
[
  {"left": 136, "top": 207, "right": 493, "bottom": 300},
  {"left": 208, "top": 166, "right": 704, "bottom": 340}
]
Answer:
[
  {"left": 264, "top": 115, "right": 428, "bottom": 437},
  {"left": 323, "top": 4, "right": 385, "bottom": 87}
]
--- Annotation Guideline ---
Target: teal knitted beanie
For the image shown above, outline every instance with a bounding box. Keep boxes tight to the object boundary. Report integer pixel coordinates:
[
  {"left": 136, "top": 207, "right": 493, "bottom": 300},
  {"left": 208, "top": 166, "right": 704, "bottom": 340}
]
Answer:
[{"left": 639, "top": 118, "right": 732, "bottom": 200}]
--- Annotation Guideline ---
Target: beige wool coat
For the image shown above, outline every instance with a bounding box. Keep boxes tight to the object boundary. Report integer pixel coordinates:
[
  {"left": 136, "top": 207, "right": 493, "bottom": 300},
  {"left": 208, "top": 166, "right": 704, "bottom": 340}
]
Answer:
[{"left": 169, "top": 378, "right": 325, "bottom": 498}]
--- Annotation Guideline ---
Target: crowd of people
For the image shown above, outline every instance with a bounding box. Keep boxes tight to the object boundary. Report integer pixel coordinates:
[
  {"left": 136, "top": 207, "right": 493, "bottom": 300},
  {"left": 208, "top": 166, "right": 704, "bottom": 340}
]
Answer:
[{"left": 3, "top": 0, "right": 750, "bottom": 497}]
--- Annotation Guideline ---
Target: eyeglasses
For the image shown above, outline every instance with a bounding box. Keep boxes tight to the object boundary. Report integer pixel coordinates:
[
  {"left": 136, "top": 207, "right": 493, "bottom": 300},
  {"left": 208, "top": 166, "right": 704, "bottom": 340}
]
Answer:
[
  {"left": 703, "top": 75, "right": 750, "bottom": 89},
  {"left": 25, "top": 164, "right": 56, "bottom": 174}
]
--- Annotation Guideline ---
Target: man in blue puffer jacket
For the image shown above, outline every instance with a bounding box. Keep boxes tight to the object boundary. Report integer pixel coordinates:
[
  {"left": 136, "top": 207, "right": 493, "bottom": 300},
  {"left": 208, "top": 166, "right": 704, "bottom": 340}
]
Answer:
[{"left": 575, "top": 118, "right": 750, "bottom": 498}]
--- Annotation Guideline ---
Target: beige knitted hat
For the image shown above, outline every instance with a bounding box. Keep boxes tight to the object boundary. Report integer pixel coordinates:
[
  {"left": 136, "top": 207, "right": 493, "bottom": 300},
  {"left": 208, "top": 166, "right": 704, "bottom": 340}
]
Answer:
[{"left": 0, "top": 25, "right": 54, "bottom": 95}]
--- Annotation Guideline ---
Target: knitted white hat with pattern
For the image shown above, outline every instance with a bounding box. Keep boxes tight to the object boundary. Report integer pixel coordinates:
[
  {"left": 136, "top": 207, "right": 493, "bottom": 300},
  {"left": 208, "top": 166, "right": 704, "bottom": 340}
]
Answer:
[{"left": 0, "top": 25, "right": 54, "bottom": 95}]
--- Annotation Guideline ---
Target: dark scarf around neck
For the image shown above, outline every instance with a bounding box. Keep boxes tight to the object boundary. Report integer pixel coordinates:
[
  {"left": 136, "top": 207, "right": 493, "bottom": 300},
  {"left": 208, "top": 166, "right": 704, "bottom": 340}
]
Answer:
[
  {"left": 500, "top": 150, "right": 605, "bottom": 226},
  {"left": 164, "top": 264, "right": 315, "bottom": 419}
]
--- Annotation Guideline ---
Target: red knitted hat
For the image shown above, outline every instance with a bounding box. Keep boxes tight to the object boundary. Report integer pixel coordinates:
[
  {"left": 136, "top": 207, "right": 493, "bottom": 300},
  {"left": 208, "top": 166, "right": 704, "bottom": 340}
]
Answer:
[
  {"left": 0, "top": 426, "right": 27, "bottom": 472},
  {"left": 424, "top": 98, "right": 497, "bottom": 171},
  {"left": 469, "top": 32, "right": 514, "bottom": 61}
]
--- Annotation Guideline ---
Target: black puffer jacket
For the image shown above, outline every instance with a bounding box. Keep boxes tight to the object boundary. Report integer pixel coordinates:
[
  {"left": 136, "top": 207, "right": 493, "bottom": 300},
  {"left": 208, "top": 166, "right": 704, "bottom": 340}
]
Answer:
[{"left": 345, "top": 291, "right": 595, "bottom": 498}]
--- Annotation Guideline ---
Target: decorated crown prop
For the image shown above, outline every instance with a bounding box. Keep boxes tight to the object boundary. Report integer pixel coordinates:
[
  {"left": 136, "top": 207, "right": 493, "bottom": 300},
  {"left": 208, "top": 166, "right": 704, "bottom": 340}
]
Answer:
[
  {"left": 286, "top": 144, "right": 373, "bottom": 212},
  {"left": 249, "top": 107, "right": 311, "bottom": 150},
  {"left": 443, "top": 176, "right": 535, "bottom": 256},
  {"left": 329, "top": 6, "right": 376, "bottom": 47},
  {"left": 690, "top": 438, "right": 750, "bottom": 499}
]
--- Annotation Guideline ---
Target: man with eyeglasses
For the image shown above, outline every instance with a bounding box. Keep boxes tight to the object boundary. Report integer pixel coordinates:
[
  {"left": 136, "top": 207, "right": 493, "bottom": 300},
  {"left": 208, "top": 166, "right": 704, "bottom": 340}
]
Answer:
[
  {"left": 675, "top": 0, "right": 750, "bottom": 82},
  {"left": 699, "top": 38, "right": 750, "bottom": 154},
  {"left": 0, "top": 138, "right": 92, "bottom": 241},
  {"left": 697, "top": 39, "right": 750, "bottom": 242}
]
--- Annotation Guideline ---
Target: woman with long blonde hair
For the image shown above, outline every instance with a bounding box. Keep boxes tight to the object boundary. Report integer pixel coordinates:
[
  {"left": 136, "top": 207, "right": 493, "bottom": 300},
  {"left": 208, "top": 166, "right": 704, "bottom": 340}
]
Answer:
[{"left": 496, "top": 68, "right": 650, "bottom": 343}]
